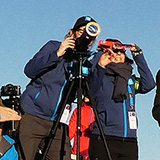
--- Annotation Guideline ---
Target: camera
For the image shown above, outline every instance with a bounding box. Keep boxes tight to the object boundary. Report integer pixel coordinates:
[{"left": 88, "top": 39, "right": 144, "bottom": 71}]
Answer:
[
  {"left": 0, "top": 84, "right": 22, "bottom": 112},
  {"left": 1, "top": 84, "right": 21, "bottom": 96},
  {"left": 75, "top": 21, "right": 101, "bottom": 52},
  {"left": 0, "top": 84, "right": 22, "bottom": 134}
]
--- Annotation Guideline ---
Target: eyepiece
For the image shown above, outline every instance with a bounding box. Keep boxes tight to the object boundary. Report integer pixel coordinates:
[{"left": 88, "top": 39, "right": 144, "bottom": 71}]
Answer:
[{"left": 85, "top": 22, "right": 101, "bottom": 37}]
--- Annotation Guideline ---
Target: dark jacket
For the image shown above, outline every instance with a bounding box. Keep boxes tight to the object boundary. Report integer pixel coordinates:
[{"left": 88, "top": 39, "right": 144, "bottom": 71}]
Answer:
[
  {"left": 152, "top": 69, "right": 160, "bottom": 126},
  {"left": 90, "top": 52, "right": 155, "bottom": 138},
  {"left": 21, "top": 40, "right": 71, "bottom": 121}
]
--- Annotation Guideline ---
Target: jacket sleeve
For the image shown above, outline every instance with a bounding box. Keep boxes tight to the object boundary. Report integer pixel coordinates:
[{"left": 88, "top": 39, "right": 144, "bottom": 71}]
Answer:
[
  {"left": 133, "top": 53, "right": 155, "bottom": 94},
  {"left": 24, "top": 41, "right": 61, "bottom": 79},
  {"left": 152, "top": 70, "right": 160, "bottom": 126}
]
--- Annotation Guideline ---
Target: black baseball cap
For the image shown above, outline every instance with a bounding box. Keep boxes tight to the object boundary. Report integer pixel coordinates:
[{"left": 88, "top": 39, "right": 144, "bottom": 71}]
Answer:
[{"left": 72, "top": 16, "right": 96, "bottom": 31}]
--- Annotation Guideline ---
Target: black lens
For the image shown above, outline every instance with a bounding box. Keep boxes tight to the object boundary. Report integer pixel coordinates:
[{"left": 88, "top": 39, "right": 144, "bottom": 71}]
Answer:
[{"left": 115, "top": 44, "right": 122, "bottom": 47}]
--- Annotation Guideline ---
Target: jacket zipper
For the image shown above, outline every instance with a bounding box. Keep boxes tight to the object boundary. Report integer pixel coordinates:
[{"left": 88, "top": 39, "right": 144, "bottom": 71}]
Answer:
[
  {"left": 123, "top": 78, "right": 134, "bottom": 137},
  {"left": 51, "top": 80, "right": 67, "bottom": 121}
]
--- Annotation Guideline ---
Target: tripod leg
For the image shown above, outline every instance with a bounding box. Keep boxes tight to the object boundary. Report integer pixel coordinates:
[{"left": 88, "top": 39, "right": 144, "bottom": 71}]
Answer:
[
  {"left": 76, "top": 82, "right": 83, "bottom": 160},
  {"left": 76, "top": 56, "right": 85, "bottom": 160},
  {"left": 84, "top": 80, "right": 112, "bottom": 160},
  {"left": 41, "top": 80, "right": 75, "bottom": 160}
]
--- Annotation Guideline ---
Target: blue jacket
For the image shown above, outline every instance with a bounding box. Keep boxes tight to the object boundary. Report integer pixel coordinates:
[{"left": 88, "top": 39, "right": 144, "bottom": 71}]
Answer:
[
  {"left": 21, "top": 40, "right": 71, "bottom": 121},
  {"left": 90, "top": 52, "right": 155, "bottom": 138}
]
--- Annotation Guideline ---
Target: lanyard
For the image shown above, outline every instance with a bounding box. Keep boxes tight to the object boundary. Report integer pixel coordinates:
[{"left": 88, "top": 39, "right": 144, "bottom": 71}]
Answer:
[{"left": 128, "top": 78, "right": 134, "bottom": 110}]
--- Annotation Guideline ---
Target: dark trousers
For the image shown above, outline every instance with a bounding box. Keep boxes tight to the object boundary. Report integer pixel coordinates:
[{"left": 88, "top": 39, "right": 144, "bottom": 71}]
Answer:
[
  {"left": 18, "top": 113, "right": 71, "bottom": 160},
  {"left": 89, "top": 134, "right": 138, "bottom": 160}
]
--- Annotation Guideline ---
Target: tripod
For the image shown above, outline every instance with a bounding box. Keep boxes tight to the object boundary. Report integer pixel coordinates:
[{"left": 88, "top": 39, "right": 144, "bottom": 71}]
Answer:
[{"left": 41, "top": 52, "right": 112, "bottom": 160}]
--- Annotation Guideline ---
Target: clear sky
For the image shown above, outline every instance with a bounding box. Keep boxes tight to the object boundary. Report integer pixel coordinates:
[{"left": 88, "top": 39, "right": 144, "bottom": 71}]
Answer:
[{"left": 0, "top": 1, "right": 160, "bottom": 159}]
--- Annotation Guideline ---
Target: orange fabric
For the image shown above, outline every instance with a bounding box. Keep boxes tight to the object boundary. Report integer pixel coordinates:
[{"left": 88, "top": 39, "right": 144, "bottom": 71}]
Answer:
[{"left": 69, "top": 102, "right": 95, "bottom": 159}]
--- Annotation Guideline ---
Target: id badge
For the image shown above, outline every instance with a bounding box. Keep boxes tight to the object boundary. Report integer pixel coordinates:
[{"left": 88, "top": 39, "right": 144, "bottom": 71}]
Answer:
[
  {"left": 128, "top": 111, "right": 137, "bottom": 129},
  {"left": 60, "top": 104, "right": 70, "bottom": 124}
]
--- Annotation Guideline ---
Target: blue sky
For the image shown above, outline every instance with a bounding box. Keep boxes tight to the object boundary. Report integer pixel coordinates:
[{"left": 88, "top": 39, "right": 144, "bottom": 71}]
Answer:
[{"left": 0, "top": 1, "right": 160, "bottom": 159}]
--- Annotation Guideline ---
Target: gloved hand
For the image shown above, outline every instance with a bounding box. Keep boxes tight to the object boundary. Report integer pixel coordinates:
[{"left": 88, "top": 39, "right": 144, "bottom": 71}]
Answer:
[{"left": 130, "top": 44, "right": 143, "bottom": 57}]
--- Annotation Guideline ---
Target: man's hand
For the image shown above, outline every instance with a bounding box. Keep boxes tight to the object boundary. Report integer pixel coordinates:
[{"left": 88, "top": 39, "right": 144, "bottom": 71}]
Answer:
[
  {"left": 57, "top": 37, "right": 75, "bottom": 57},
  {"left": 0, "top": 106, "right": 21, "bottom": 122},
  {"left": 130, "top": 44, "right": 143, "bottom": 56},
  {"left": 98, "top": 49, "right": 115, "bottom": 68}
]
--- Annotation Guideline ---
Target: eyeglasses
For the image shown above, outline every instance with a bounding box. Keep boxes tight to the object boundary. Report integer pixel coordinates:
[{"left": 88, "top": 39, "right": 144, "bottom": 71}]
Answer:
[{"left": 113, "top": 49, "right": 125, "bottom": 54}]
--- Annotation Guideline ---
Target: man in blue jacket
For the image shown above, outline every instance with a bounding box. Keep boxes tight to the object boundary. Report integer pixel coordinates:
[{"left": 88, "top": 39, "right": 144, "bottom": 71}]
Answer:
[
  {"left": 89, "top": 39, "right": 155, "bottom": 160},
  {"left": 19, "top": 16, "right": 98, "bottom": 160}
]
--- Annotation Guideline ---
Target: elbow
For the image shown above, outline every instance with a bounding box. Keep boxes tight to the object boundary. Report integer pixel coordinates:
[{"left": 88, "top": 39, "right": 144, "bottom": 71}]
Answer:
[
  {"left": 24, "top": 66, "right": 36, "bottom": 79},
  {"left": 141, "top": 80, "right": 156, "bottom": 93},
  {"left": 147, "top": 76, "right": 156, "bottom": 92},
  {"left": 148, "top": 81, "right": 156, "bottom": 92}
]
